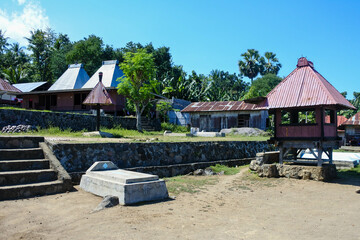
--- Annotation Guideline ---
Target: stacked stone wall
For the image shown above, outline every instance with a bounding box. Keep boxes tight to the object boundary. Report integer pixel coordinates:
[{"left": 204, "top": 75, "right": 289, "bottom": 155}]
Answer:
[
  {"left": 47, "top": 141, "right": 272, "bottom": 173},
  {"left": 0, "top": 109, "right": 137, "bottom": 131}
]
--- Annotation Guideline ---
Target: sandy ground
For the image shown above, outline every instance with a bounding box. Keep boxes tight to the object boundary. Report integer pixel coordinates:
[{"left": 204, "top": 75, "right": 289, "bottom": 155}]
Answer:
[{"left": 1, "top": 169, "right": 360, "bottom": 240}]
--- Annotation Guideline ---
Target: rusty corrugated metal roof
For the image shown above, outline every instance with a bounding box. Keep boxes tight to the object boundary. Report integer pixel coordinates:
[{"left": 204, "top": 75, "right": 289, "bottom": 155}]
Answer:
[
  {"left": 82, "top": 81, "right": 113, "bottom": 105},
  {"left": 325, "top": 115, "right": 348, "bottom": 127},
  {"left": 257, "top": 57, "right": 355, "bottom": 110},
  {"left": 0, "top": 78, "right": 21, "bottom": 93},
  {"left": 340, "top": 112, "right": 360, "bottom": 126},
  {"left": 181, "top": 101, "right": 257, "bottom": 113}
]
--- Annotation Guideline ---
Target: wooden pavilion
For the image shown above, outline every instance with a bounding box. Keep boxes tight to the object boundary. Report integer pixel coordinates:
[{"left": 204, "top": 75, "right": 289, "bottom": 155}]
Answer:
[{"left": 256, "top": 57, "right": 355, "bottom": 166}]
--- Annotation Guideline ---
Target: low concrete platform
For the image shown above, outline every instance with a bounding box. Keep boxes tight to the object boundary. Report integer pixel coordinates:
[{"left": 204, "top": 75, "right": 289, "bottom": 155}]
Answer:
[{"left": 80, "top": 161, "right": 168, "bottom": 205}]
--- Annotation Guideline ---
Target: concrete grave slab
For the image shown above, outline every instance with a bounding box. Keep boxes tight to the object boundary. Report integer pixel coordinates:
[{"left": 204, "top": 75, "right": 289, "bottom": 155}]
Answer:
[{"left": 80, "top": 161, "right": 169, "bottom": 205}]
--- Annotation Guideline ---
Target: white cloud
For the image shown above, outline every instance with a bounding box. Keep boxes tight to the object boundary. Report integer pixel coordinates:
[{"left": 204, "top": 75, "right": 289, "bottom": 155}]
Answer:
[
  {"left": 17, "top": 0, "right": 27, "bottom": 5},
  {"left": 0, "top": 0, "right": 50, "bottom": 46}
]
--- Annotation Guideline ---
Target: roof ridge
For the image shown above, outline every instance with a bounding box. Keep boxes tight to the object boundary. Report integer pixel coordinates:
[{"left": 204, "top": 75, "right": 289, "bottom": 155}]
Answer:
[{"left": 295, "top": 67, "right": 307, "bottom": 106}]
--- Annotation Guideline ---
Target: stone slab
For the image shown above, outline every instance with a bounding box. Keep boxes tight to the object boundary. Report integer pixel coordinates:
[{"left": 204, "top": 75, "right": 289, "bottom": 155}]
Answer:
[{"left": 80, "top": 161, "right": 168, "bottom": 205}]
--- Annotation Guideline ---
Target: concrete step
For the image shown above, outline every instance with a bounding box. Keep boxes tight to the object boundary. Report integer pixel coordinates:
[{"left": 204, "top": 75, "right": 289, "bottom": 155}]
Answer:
[
  {"left": 0, "top": 148, "right": 44, "bottom": 160},
  {"left": 0, "top": 159, "right": 50, "bottom": 172},
  {"left": 0, "top": 169, "right": 57, "bottom": 186},
  {"left": 0, "top": 180, "right": 66, "bottom": 200}
]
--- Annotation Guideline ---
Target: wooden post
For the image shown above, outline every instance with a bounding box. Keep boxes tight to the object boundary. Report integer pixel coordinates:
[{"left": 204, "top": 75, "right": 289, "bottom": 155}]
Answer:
[
  {"left": 96, "top": 104, "right": 100, "bottom": 131},
  {"left": 317, "top": 145, "right": 323, "bottom": 166},
  {"left": 279, "top": 144, "right": 284, "bottom": 164},
  {"left": 328, "top": 148, "right": 333, "bottom": 164}
]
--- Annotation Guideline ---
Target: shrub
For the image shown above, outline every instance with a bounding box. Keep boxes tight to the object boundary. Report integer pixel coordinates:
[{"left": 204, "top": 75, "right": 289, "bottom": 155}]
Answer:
[{"left": 161, "top": 122, "right": 189, "bottom": 133}]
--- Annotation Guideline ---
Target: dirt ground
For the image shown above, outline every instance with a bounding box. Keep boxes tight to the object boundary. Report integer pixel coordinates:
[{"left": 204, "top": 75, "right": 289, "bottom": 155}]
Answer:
[{"left": 1, "top": 169, "right": 360, "bottom": 240}]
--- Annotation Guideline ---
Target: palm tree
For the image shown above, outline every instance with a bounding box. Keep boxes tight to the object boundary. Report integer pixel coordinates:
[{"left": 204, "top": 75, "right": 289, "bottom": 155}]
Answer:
[
  {"left": 2, "top": 66, "right": 27, "bottom": 84},
  {"left": 260, "top": 52, "right": 282, "bottom": 75},
  {"left": 238, "top": 49, "right": 262, "bottom": 83}
]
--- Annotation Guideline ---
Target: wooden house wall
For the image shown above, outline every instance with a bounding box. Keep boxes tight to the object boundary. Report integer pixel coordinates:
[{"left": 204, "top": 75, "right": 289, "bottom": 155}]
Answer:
[
  {"left": 189, "top": 111, "right": 267, "bottom": 132},
  {"left": 275, "top": 106, "right": 338, "bottom": 139},
  {"left": 22, "top": 89, "right": 126, "bottom": 115}
]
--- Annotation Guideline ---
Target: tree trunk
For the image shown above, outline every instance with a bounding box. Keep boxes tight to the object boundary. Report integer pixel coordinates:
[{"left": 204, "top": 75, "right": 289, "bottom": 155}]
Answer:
[{"left": 135, "top": 105, "right": 143, "bottom": 132}]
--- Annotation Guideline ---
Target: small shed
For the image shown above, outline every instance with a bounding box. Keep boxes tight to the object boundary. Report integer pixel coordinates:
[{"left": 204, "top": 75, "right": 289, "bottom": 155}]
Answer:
[
  {"left": 257, "top": 57, "right": 355, "bottom": 165},
  {"left": 181, "top": 101, "right": 268, "bottom": 132}
]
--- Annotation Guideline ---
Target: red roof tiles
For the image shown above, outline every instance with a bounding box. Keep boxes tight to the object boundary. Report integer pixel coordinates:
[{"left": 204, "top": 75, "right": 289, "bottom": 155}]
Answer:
[
  {"left": 0, "top": 78, "right": 21, "bottom": 93},
  {"left": 181, "top": 101, "right": 257, "bottom": 113},
  {"left": 257, "top": 57, "right": 354, "bottom": 110},
  {"left": 340, "top": 112, "right": 360, "bottom": 126}
]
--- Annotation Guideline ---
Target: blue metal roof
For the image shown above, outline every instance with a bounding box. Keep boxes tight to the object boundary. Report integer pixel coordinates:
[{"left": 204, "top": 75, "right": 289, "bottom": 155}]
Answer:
[
  {"left": 82, "top": 60, "right": 124, "bottom": 88},
  {"left": 49, "top": 64, "right": 90, "bottom": 91}
]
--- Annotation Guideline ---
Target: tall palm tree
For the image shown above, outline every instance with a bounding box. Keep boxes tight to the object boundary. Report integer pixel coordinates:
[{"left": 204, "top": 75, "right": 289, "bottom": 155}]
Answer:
[
  {"left": 238, "top": 49, "right": 262, "bottom": 83},
  {"left": 260, "top": 52, "right": 282, "bottom": 75}
]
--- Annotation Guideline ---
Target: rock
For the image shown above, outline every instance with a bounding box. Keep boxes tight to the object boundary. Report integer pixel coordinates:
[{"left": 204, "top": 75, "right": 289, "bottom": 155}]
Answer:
[
  {"left": 302, "top": 170, "right": 311, "bottom": 180},
  {"left": 257, "top": 164, "right": 279, "bottom": 178},
  {"left": 93, "top": 195, "right": 119, "bottom": 212},
  {"left": 217, "top": 171, "right": 225, "bottom": 175},
  {"left": 220, "top": 127, "right": 270, "bottom": 137},
  {"left": 249, "top": 160, "right": 259, "bottom": 171},
  {"left": 82, "top": 131, "right": 114, "bottom": 138},
  {"left": 1, "top": 125, "right": 37, "bottom": 134},
  {"left": 203, "top": 168, "right": 215, "bottom": 176},
  {"left": 193, "top": 169, "right": 204, "bottom": 176}
]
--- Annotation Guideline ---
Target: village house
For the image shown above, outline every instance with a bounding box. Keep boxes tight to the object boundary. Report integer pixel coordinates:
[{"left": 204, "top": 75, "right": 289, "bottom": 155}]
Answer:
[
  {"left": 339, "top": 112, "right": 360, "bottom": 145},
  {"left": 18, "top": 60, "right": 126, "bottom": 115},
  {"left": 0, "top": 78, "right": 22, "bottom": 105},
  {"left": 181, "top": 101, "right": 268, "bottom": 132}
]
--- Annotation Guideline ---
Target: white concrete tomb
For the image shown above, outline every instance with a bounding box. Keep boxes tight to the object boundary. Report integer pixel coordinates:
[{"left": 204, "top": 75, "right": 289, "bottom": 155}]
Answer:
[{"left": 80, "top": 161, "right": 169, "bottom": 205}]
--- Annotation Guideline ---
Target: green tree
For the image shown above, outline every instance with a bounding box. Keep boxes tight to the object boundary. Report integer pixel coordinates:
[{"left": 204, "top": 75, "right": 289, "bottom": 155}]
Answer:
[
  {"left": 238, "top": 49, "right": 263, "bottom": 83},
  {"left": 117, "top": 49, "right": 158, "bottom": 131},
  {"left": 66, "top": 35, "right": 105, "bottom": 76},
  {"left": 50, "top": 33, "right": 73, "bottom": 81},
  {"left": 207, "top": 70, "right": 248, "bottom": 101},
  {"left": 1, "top": 65, "right": 27, "bottom": 84},
  {"left": 242, "top": 74, "right": 282, "bottom": 99},
  {"left": 26, "top": 29, "right": 55, "bottom": 82},
  {"left": 156, "top": 101, "right": 173, "bottom": 122},
  {"left": 260, "top": 52, "right": 282, "bottom": 75}
]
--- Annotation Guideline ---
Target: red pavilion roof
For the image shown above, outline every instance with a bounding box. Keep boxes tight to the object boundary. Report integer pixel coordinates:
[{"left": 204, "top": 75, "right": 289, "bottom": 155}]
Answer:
[{"left": 257, "top": 57, "right": 355, "bottom": 110}]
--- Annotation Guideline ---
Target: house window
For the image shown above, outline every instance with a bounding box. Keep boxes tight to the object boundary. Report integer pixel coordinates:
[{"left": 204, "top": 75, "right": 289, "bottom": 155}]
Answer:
[
  {"left": 298, "top": 110, "right": 316, "bottom": 124},
  {"left": 50, "top": 95, "right": 57, "bottom": 106},
  {"left": 238, "top": 114, "right": 250, "bottom": 127},
  {"left": 325, "top": 109, "right": 335, "bottom": 124},
  {"left": 281, "top": 109, "right": 316, "bottom": 125},
  {"left": 281, "top": 111, "right": 291, "bottom": 124}
]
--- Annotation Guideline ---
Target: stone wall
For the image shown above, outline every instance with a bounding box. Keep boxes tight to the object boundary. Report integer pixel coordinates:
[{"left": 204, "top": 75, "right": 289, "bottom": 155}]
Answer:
[
  {"left": 47, "top": 141, "right": 272, "bottom": 173},
  {"left": 0, "top": 109, "right": 137, "bottom": 131}
]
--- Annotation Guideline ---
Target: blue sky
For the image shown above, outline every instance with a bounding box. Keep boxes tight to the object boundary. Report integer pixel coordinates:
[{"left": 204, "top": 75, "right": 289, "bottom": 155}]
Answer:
[{"left": 1, "top": 0, "right": 360, "bottom": 98}]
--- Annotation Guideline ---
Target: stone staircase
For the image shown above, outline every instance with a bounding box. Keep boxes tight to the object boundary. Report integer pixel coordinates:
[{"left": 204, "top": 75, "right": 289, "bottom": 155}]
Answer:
[
  {"left": 141, "top": 118, "right": 156, "bottom": 131},
  {"left": 0, "top": 136, "right": 72, "bottom": 200}
]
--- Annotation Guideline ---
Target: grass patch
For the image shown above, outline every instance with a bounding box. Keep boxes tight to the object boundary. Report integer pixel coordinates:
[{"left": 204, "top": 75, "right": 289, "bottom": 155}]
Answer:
[
  {"left": 164, "top": 175, "right": 218, "bottom": 195},
  {"left": 337, "top": 166, "right": 360, "bottom": 179},
  {"left": 161, "top": 122, "right": 189, "bottom": 133},
  {"left": 210, "top": 164, "right": 244, "bottom": 175}
]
